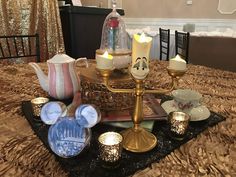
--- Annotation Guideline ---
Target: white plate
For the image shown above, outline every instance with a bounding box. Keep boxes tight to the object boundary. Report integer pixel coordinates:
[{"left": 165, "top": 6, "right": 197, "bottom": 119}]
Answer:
[
  {"left": 161, "top": 100, "right": 210, "bottom": 121},
  {"left": 189, "top": 105, "right": 211, "bottom": 121}
]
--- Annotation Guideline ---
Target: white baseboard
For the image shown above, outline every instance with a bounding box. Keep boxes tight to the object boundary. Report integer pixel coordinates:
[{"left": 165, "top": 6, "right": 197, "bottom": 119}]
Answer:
[{"left": 123, "top": 18, "right": 236, "bottom": 32}]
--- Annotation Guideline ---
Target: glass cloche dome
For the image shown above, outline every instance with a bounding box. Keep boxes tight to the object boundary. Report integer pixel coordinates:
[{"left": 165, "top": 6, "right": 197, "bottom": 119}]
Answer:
[{"left": 96, "top": 0, "right": 131, "bottom": 69}]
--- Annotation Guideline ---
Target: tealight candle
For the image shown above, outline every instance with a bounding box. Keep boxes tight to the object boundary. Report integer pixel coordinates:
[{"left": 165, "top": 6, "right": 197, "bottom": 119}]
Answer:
[
  {"left": 98, "top": 132, "right": 123, "bottom": 168},
  {"left": 131, "top": 33, "right": 152, "bottom": 66},
  {"left": 169, "top": 55, "right": 187, "bottom": 71},
  {"left": 168, "top": 111, "right": 190, "bottom": 140},
  {"left": 96, "top": 51, "right": 113, "bottom": 70}
]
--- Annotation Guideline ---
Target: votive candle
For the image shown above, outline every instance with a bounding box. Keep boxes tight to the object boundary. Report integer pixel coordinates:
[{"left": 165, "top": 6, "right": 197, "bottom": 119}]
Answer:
[
  {"left": 168, "top": 111, "right": 190, "bottom": 140},
  {"left": 96, "top": 51, "right": 113, "bottom": 70},
  {"left": 169, "top": 55, "right": 187, "bottom": 71},
  {"left": 98, "top": 132, "right": 123, "bottom": 168}
]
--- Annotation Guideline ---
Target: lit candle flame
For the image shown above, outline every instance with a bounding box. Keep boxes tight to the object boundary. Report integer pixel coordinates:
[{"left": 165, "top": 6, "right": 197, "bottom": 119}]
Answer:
[
  {"left": 134, "top": 33, "right": 152, "bottom": 43},
  {"left": 104, "top": 135, "right": 116, "bottom": 145},
  {"left": 175, "top": 115, "right": 186, "bottom": 121},
  {"left": 139, "top": 32, "right": 146, "bottom": 42},
  {"left": 175, "top": 55, "right": 186, "bottom": 63},
  {"left": 102, "top": 51, "right": 113, "bottom": 60}
]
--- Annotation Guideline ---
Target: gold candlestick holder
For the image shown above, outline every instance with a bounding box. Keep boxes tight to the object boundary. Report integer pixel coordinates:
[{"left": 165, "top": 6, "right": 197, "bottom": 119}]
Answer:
[{"left": 97, "top": 67, "right": 186, "bottom": 153}]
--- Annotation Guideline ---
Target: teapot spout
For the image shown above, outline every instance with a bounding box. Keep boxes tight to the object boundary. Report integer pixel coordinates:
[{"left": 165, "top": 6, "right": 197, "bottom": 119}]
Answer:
[{"left": 29, "top": 62, "right": 49, "bottom": 92}]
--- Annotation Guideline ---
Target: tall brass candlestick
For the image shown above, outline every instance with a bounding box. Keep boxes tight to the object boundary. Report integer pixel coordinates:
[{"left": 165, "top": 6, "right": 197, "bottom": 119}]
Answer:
[
  {"left": 97, "top": 67, "right": 186, "bottom": 153},
  {"left": 121, "top": 78, "right": 157, "bottom": 152}
]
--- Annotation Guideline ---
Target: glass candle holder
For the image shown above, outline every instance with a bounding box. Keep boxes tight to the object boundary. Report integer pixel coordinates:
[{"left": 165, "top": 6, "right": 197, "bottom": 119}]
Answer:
[
  {"left": 31, "top": 97, "right": 49, "bottom": 118},
  {"left": 168, "top": 111, "right": 190, "bottom": 140},
  {"left": 98, "top": 132, "right": 123, "bottom": 168}
]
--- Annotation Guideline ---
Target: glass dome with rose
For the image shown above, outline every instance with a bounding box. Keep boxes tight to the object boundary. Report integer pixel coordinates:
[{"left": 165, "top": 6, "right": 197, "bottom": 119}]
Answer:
[{"left": 96, "top": 0, "right": 131, "bottom": 70}]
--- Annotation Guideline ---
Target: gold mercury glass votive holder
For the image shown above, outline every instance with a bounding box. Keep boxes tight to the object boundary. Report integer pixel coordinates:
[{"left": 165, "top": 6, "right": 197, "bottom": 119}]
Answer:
[
  {"left": 98, "top": 132, "right": 123, "bottom": 168},
  {"left": 31, "top": 97, "right": 49, "bottom": 118},
  {"left": 168, "top": 111, "right": 190, "bottom": 140}
]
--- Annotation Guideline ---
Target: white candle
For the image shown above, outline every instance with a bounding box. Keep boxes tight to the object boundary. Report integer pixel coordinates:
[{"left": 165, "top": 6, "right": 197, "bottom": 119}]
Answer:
[
  {"left": 131, "top": 33, "right": 152, "bottom": 66},
  {"left": 131, "top": 33, "right": 152, "bottom": 79},
  {"left": 96, "top": 51, "right": 113, "bottom": 70},
  {"left": 169, "top": 55, "right": 187, "bottom": 71}
]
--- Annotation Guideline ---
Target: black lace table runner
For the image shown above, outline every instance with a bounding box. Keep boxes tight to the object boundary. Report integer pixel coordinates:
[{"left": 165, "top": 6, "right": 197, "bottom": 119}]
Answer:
[{"left": 22, "top": 97, "right": 225, "bottom": 177}]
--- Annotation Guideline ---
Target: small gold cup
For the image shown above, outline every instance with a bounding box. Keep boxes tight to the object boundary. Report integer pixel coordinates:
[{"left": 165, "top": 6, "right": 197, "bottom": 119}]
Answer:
[
  {"left": 31, "top": 97, "right": 49, "bottom": 117},
  {"left": 168, "top": 111, "right": 190, "bottom": 140},
  {"left": 98, "top": 132, "right": 123, "bottom": 168}
]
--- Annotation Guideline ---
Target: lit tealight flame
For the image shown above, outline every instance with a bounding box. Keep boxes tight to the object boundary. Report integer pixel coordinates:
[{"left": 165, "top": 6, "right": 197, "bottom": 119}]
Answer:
[
  {"left": 104, "top": 135, "right": 117, "bottom": 145},
  {"left": 174, "top": 55, "right": 186, "bottom": 63},
  {"left": 99, "top": 132, "right": 122, "bottom": 146},
  {"left": 139, "top": 32, "right": 146, "bottom": 42},
  {"left": 134, "top": 32, "right": 152, "bottom": 43},
  {"left": 102, "top": 51, "right": 113, "bottom": 60}
]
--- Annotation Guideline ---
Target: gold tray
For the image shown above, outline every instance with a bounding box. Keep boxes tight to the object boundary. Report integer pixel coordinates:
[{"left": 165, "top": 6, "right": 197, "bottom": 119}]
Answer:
[{"left": 79, "top": 61, "right": 135, "bottom": 111}]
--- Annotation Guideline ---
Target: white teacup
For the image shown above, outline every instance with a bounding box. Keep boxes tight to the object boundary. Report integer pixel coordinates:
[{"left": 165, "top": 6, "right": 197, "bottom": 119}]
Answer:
[{"left": 172, "top": 89, "right": 202, "bottom": 113}]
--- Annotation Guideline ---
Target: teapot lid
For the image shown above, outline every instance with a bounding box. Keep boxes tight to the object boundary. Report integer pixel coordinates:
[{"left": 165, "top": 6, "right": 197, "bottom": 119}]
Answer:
[{"left": 47, "top": 54, "right": 75, "bottom": 64}]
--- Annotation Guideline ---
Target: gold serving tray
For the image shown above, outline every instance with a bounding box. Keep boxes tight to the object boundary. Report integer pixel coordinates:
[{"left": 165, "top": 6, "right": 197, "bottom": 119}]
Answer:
[{"left": 79, "top": 61, "right": 135, "bottom": 111}]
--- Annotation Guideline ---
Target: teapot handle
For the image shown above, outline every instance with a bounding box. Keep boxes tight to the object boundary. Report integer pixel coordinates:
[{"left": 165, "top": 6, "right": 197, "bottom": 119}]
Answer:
[{"left": 75, "top": 57, "right": 89, "bottom": 68}]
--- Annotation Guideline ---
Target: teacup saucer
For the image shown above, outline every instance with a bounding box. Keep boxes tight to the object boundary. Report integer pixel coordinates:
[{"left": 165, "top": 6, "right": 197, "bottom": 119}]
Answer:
[
  {"left": 161, "top": 100, "right": 210, "bottom": 121},
  {"left": 189, "top": 105, "right": 211, "bottom": 121}
]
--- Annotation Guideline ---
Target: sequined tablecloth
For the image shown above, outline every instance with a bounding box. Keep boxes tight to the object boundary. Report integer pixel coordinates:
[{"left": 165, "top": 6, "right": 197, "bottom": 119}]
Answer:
[{"left": 0, "top": 61, "right": 235, "bottom": 177}]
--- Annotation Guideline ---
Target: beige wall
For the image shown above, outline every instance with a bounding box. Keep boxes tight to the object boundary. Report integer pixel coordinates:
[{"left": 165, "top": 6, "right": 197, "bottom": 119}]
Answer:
[{"left": 81, "top": 0, "right": 236, "bottom": 19}]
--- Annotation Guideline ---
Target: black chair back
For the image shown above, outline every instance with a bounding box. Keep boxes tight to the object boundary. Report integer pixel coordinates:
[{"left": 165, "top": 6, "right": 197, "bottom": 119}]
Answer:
[
  {"left": 0, "top": 34, "right": 40, "bottom": 63},
  {"left": 175, "top": 31, "right": 190, "bottom": 63},
  {"left": 159, "top": 28, "right": 170, "bottom": 60}
]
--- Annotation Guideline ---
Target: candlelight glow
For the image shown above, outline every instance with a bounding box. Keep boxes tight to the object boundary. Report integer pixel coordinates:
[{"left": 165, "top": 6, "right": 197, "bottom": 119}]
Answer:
[
  {"left": 102, "top": 51, "right": 113, "bottom": 60},
  {"left": 140, "top": 33, "right": 146, "bottom": 42},
  {"left": 174, "top": 115, "right": 186, "bottom": 121},
  {"left": 99, "top": 132, "right": 122, "bottom": 146},
  {"left": 174, "top": 55, "right": 186, "bottom": 63},
  {"left": 98, "top": 132, "right": 123, "bottom": 164},
  {"left": 103, "top": 134, "right": 119, "bottom": 145},
  {"left": 134, "top": 33, "right": 152, "bottom": 43}
]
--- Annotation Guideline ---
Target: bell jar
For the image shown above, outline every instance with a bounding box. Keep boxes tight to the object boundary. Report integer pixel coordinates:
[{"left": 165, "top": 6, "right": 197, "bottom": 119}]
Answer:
[{"left": 96, "top": 0, "right": 131, "bottom": 69}]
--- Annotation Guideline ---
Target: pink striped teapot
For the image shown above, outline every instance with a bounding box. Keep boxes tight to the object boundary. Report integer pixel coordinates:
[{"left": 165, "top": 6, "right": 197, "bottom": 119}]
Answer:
[{"left": 29, "top": 54, "right": 88, "bottom": 100}]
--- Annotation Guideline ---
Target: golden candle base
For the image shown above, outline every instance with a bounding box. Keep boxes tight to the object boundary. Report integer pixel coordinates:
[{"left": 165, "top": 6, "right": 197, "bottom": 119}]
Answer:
[
  {"left": 121, "top": 127, "right": 157, "bottom": 153},
  {"left": 96, "top": 67, "right": 114, "bottom": 77},
  {"left": 167, "top": 67, "right": 187, "bottom": 78}
]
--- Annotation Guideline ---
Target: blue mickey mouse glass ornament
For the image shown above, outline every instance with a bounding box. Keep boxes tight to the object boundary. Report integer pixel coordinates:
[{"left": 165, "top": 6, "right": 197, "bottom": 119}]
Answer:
[{"left": 48, "top": 117, "right": 91, "bottom": 158}]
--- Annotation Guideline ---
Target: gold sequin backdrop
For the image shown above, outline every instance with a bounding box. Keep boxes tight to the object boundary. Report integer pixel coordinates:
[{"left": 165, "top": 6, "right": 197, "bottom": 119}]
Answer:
[{"left": 0, "top": 0, "right": 64, "bottom": 61}]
